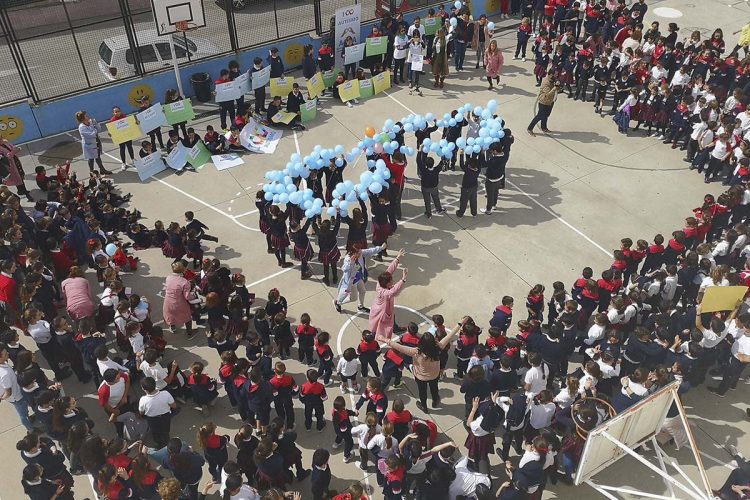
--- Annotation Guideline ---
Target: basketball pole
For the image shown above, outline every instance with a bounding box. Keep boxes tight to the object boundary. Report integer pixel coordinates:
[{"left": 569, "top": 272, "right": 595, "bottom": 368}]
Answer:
[{"left": 169, "top": 33, "right": 184, "bottom": 96}]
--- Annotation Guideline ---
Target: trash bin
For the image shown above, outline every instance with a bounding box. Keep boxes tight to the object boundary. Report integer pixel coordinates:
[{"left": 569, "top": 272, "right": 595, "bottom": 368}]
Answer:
[{"left": 190, "top": 72, "right": 211, "bottom": 102}]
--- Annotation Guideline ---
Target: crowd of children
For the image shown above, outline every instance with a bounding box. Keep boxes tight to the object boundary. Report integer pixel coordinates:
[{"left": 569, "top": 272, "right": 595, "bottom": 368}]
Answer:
[{"left": 3, "top": 1, "right": 750, "bottom": 500}]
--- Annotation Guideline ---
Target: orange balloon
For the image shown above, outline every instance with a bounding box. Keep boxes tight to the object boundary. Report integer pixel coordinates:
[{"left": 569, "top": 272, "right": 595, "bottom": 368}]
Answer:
[{"left": 364, "top": 126, "right": 376, "bottom": 138}]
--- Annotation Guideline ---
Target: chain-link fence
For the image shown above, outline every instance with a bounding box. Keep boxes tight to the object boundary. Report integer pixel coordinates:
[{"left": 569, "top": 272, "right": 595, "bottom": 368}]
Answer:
[{"left": 0, "top": 0, "right": 444, "bottom": 105}]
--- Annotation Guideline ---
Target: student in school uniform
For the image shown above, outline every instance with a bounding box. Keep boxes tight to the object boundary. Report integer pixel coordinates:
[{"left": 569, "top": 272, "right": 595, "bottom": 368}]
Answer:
[
  {"left": 138, "top": 376, "right": 177, "bottom": 449},
  {"left": 300, "top": 368, "right": 328, "bottom": 431},
  {"left": 251, "top": 58, "right": 267, "bottom": 114}
]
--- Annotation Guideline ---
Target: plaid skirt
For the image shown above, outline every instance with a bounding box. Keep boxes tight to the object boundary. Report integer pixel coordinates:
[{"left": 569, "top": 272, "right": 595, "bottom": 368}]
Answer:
[
  {"left": 533, "top": 64, "right": 548, "bottom": 77},
  {"left": 259, "top": 218, "right": 270, "bottom": 234},
  {"left": 226, "top": 318, "right": 249, "bottom": 338},
  {"left": 346, "top": 238, "right": 368, "bottom": 253},
  {"left": 293, "top": 243, "right": 313, "bottom": 261},
  {"left": 558, "top": 71, "right": 574, "bottom": 85},
  {"left": 464, "top": 432, "right": 496, "bottom": 460},
  {"left": 372, "top": 223, "right": 393, "bottom": 243},
  {"left": 654, "top": 110, "right": 669, "bottom": 125},
  {"left": 271, "top": 234, "right": 290, "bottom": 250},
  {"left": 639, "top": 103, "right": 655, "bottom": 122},
  {"left": 186, "top": 249, "right": 204, "bottom": 260},
  {"left": 318, "top": 246, "right": 341, "bottom": 265},
  {"left": 162, "top": 241, "right": 185, "bottom": 259}
]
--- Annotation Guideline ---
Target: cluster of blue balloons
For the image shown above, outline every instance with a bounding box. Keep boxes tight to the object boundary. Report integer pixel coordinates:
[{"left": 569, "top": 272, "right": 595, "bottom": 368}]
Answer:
[{"left": 261, "top": 99, "right": 504, "bottom": 219}]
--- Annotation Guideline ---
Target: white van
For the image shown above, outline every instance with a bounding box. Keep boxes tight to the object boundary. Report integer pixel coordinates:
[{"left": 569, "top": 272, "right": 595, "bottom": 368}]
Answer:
[{"left": 97, "top": 29, "right": 219, "bottom": 80}]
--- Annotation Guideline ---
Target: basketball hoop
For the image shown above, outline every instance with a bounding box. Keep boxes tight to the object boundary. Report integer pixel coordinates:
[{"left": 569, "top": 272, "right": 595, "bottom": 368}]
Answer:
[{"left": 174, "top": 20, "right": 197, "bottom": 32}]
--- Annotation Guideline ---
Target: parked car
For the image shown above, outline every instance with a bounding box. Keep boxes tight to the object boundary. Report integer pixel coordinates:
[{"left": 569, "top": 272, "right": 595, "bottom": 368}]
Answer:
[{"left": 97, "top": 29, "right": 219, "bottom": 80}]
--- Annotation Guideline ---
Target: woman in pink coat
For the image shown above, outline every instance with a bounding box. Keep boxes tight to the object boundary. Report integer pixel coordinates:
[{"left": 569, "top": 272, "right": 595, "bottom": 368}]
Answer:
[
  {"left": 484, "top": 40, "right": 504, "bottom": 90},
  {"left": 369, "top": 248, "right": 408, "bottom": 340},
  {"left": 163, "top": 261, "right": 198, "bottom": 338},
  {"left": 61, "top": 267, "right": 95, "bottom": 328},
  {"left": 0, "top": 138, "right": 33, "bottom": 201}
]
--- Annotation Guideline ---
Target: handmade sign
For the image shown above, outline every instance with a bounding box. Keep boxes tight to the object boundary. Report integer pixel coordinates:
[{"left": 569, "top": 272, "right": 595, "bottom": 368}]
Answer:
[
  {"left": 701, "top": 286, "right": 748, "bottom": 313},
  {"left": 373, "top": 71, "right": 391, "bottom": 94},
  {"left": 424, "top": 17, "right": 440, "bottom": 35},
  {"left": 323, "top": 70, "right": 337, "bottom": 88},
  {"left": 165, "top": 142, "right": 189, "bottom": 170},
  {"left": 239, "top": 118, "right": 283, "bottom": 154},
  {"left": 410, "top": 54, "right": 424, "bottom": 72},
  {"left": 344, "top": 43, "right": 365, "bottom": 65},
  {"left": 235, "top": 72, "right": 251, "bottom": 94},
  {"left": 365, "top": 36, "right": 388, "bottom": 56},
  {"left": 338, "top": 79, "right": 360, "bottom": 102},
  {"left": 307, "top": 72, "right": 325, "bottom": 99},
  {"left": 270, "top": 77, "right": 294, "bottom": 97},
  {"left": 272, "top": 111, "right": 297, "bottom": 124},
  {"left": 135, "top": 103, "right": 167, "bottom": 133},
  {"left": 215, "top": 81, "right": 241, "bottom": 102},
  {"left": 300, "top": 100, "right": 317, "bottom": 123},
  {"left": 359, "top": 79, "right": 374, "bottom": 98},
  {"left": 105, "top": 116, "right": 141, "bottom": 145},
  {"left": 134, "top": 151, "right": 166, "bottom": 181},
  {"left": 212, "top": 153, "right": 244, "bottom": 171},
  {"left": 252, "top": 66, "right": 271, "bottom": 90},
  {"left": 187, "top": 141, "right": 211, "bottom": 168},
  {"left": 163, "top": 99, "right": 195, "bottom": 125}
]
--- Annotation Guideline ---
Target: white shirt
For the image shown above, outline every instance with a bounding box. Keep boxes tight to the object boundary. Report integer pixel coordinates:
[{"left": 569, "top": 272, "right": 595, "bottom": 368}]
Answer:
[
  {"left": 351, "top": 423, "right": 380, "bottom": 448},
  {"left": 518, "top": 450, "right": 556, "bottom": 493},
  {"left": 690, "top": 121, "right": 708, "bottom": 140},
  {"left": 528, "top": 402, "right": 555, "bottom": 429},
  {"left": 698, "top": 129, "right": 715, "bottom": 149},
  {"left": 139, "top": 390, "right": 174, "bottom": 417},
  {"left": 129, "top": 333, "right": 145, "bottom": 356},
  {"left": 731, "top": 333, "right": 750, "bottom": 360},
  {"left": 97, "top": 357, "right": 129, "bottom": 376},
  {"left": 448, "top": 456, "right": 491, "bottom": 499},
  {"left": 0, "top": 362, "right": 23, "bottom": 403},
  {"left": 229, "top": 485, "right": 260, "bottom": 500},
  {"left": 469, "top": 415, "right": 491, "bottom": 437},
  {"left": 578, "top": 373, "right": 599, "bottom": 393},
  {"left": 712, "top": 240, "right": 732, "bottom": 258},
  {"left": 140, "top": 362, "right": 169, "bottom": 390},
  {"left": 524, "top": 365, "right": 548, "bottom": 396},
  {"left": 586, "top": 323, "right": 606, "bottom": 345},
  {"left": 662, "top": 275, "right": 678, "bottom": 301},
  {"left": 27, "top": 321, "right": 52, "bottom": 344},
  {"left": 407, "top": 24, "right": 425, "bottom": 40},
  {"left": 100, "top": 287, "right": 120, "bottom": 308},
  {"left": 700, "top": 325, "right": 728, "bottom": 349},
  {"left": 553, "top": 389, "right": 576, "bottom": 409},
  {"left": 739, "top": 112, "right": 750, "bottom": 133},
  {"left": 711, "top": 140, "right": 730, "bottom": 160},
  {"left": 596, "top": 359, "right": 621, "bottom": 379},
  {"left": 101, "top": 377, "right": 127, "bottom": 407},
  {"left": 336, "top": 357, "right": 361, "bottom": 377},
  {"left": 367, "top": 433, "right": 399, "bottom": 458},
  {"left": 670, "top": 71, "right": 690, "bottom": 88},
  {"left": 393, "top": 34, "right": 409, "bottom": 59},
  {"left": 650, "top": 66, "right": 668, "bottom": 83}
]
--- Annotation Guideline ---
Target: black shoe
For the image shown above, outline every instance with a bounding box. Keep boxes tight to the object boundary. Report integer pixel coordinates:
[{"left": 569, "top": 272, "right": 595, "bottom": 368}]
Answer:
[
  {"left": 416, "top": 401, "right": 429, "bottom": 413},
  {"left": 358, "top": 305, "right": 371, "bottom": 313},
  {"left": 334, "top": 300, "right": 342, "bottom": 313},
  {"left": 432, "top": 398, "right": 442, "bottom": 409},
  {"left": 707, "top": 386, "right": 726, "bottom": 397}
]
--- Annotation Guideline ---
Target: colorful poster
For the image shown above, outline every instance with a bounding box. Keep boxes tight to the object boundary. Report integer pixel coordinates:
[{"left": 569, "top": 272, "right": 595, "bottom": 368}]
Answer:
[
  {"left": 410, "top": 54, "right": 424, "bottom": 72},
  {"left": 365, "top": 36, "right": 388, "bottom": 56},
  {"left": 187, "top": 141, "right": 211, "bottom": 168},
  {"left": 165, "top": 142, "right": 189, "bottom": 170},
  {"left": 239, "top": 118, "right": 283, "bottom": 154},
  {"left": 358, "top": 79, "right": 374, "bottom": 98},
  {"left": 373, "top": 70, "right": 391, "bottom": 94},
  {"left": 334, "top": 4, "right": 361, "bottom": 69},
  {"left": 300, "top": 100, "right": 317, "bottom": 123},
  {"left": 701, "top": 286, "right": 748, "bottom": 313},
  {"left": 344, "top": 43, "right": 365, "bottom": 65},
  {"left": 272, "top": 111, "right": 297, "bottom": 124},
  {"left": 163, "top": 99, "right": 195, "bottom": 125},
  {"left": 235, "top": 72, "right": 251, "bottom": 94},
  {"left": 252, "top": 66, "right": 271, "bottom": 90},
  {"left": 134, "top": 151, "right": 166, "bottom": 181},
  {"left": 215, "top": 81, "right": 241, "bottom": 102},
  {"left": 269, "top": 77, "right": 294, "bottom": 97},
  {"left": 212, "top": 154, "right": 244, "bottom": 171},
  {"left": 307, "top": 72, "right": 325, "bottom": 99},
  {"left": 105, "top": 116, "right": 141, "bottom": 145},
  {"left": 338, "top": 79, "right": 360, "bottom": 102},
  {"left": 135, "top": 103, "right": 167, "bottom": 134},
  {"left": 323, "top": 70, "right": 337, "bottom": 88},
  {"left": 424, "top": 17, "right": 440, "bottom": 35}
]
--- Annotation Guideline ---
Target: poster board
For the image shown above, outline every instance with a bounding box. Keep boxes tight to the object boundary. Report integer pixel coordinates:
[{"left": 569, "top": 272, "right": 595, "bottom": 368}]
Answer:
[
  {"left": 134, "top": 151, "right": 166, "bottom": 181},
  {"left": 106, "top": 116, "right": 141, "bottom": 145},
  {"left": 700, "top": 286, "right": 748, "bottom": 313},
  {"left": 135, "top": 103, "right": 167, "bottom": 133},
  {"left": 163, "top": 99, "right": 195, "bottom": 125}
]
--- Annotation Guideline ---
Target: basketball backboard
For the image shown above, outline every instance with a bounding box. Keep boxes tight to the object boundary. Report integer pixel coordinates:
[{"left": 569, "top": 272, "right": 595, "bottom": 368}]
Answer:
[{"left": 151, "top": 0, "right": 206, "bottom": 36}]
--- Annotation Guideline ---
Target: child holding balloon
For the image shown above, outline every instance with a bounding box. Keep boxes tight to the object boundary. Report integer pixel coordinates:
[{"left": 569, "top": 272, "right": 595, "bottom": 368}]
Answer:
[{"left": 289, "top": 216, "right": 315, "bottom": 280}]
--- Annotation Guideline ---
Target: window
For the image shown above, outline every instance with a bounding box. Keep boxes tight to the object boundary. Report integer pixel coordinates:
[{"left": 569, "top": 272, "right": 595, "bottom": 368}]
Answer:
[
  {"left": 98, "top": 42, "right": 113, "bottom": 65},
  {"left": 156, "top": 42, "right": 188, "bottom": 61},
  {"left": 125, "top": 45, "right": 158, "bottom": 65}
]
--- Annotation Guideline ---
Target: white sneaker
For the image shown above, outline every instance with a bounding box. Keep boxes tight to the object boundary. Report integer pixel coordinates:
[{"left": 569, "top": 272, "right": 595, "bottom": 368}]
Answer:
[
  {"left": 346, "top": 102, "right": 354, "bottom": 108},
  {"left": 484, "top": 207, "right": 492, "bottom": 214},
  {"left": 513, "top": 56, "right": 519, "bottom": 60},
  {"left": 120, "top": 163, "right": 127, "bottom": 171},
  {"left": 522, "top": 57, "right": 527, "bottom": 62},
  {"left": 353, "top": 99, "right": 359, "bottom": 104}
]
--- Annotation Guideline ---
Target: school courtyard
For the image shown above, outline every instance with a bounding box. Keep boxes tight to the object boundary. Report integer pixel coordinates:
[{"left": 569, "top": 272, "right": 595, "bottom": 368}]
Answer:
[{"left": 1, "top": 0, "right": 749, "bottom": 498}]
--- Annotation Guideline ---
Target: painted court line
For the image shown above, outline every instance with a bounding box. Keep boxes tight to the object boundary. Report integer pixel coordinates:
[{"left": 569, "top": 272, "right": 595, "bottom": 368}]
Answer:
[{"left": 383, "top": 89, "right": 612, "bottom": 257}]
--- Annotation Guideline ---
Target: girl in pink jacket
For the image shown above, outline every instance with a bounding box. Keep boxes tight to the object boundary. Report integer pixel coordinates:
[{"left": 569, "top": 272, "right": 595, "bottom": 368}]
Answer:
[{"left": 368, "top": 249, "right": 408, "bottom": 339}]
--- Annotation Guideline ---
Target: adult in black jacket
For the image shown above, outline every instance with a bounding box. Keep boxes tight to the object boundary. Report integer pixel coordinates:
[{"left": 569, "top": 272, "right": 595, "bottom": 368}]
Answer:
[{"left": 416, "top": 150, "right": 444, "bottom": 218}]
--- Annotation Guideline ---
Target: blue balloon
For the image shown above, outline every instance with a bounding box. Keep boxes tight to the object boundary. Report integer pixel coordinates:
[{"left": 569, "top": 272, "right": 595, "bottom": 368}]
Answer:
[
  {"left": 384, "top": 118, "right": 394, "bottom": 129},
  {"left": 487, "top": 21, "right": 495, "bottom": 30},
  {"left": 449, "top": 17, "right": 457, "bottom": 27},
  {"left": 359, "top": 191, "right": 369, "bottom": 201},
  {"left": 454, "top": 0, "right": 462, "bottom": 8},
  {"left": 456, "top": 137, "right": 466, "bottom": 148},
  {"left": 327, "top": 207, "right": 337, "bottom": 216},
  {"left": 376, "top": 159, "right": 386, "bottom": 169},
  {"left": 422, "top": 138, "right": 432, "bottom": 148},
  {"left": 467, "top": 137, "right": 475, "bottom": 145},
  {"left": 335, "top": 158, "right": 344, "bottom": 167},
  {"left": 264, "top": 192, "right": 273, "bottom": 201},
  {"left": 382, "top": 169, "right": 391, "bottom": 179},
  {"left": 304, "top": 200, "right": 313, "bottom": 209},
  {"left": 404, "top": 123, "right": 414, "bottom": 132},
  {"left": 487, "top": 99, "right": 498, "bottom": 110},
  {"left": 369, "top": 182, "right": 383, "bottom": 194},
  {"left": 279, "top": 193, "right": 289, "bottom": 204},
  {"left": 105, "top": 243, "right": 117, "bottom": 256},
  {"left": 334, "top": 145, "right": 344, "bottom": 155},
  {"left": 305, "top": 209, "right": 314, "bottom": 218},
  {"left": 497, "top": 130, "right": 505, "bottom": 139},
  {"left": 286, "top": 184, "right": 296, "bottom": 193},
  {"left": 473, "top": 106, "right": 483, "bottom": 116},
  {"left": 340, "top": 201, "right": 349, "bottom": 211},
  {"left": 425, "top": 113, "right": 434, "bottom": 121}
]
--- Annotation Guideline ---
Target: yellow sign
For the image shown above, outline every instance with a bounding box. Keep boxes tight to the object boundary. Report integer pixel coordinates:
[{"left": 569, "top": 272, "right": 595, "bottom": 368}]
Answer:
[
  {"left": 106, "top": 115, "right": 142, "bottom": 145},
  {"left": 701, "top": 286, "right": 748, "bottom": 313},
  {"left": 338, "top": 79, "right": 360, "bottom": 103},
  {"left": 307, "top": 72, "right": 325, "bottom": 99},
  {"left": 272, "top": 111, "right": 297, "bottom": 124},
  {"left": 127, "top": 83, "right": 155, "bottom": 109},
  {"left": 0, "top": 115, "right": 24, "bottom": 141},
  {"left": 373, "top": 70, "right": 391, "bottom": 95},
  {"left": 269, "top": 77, "right": 294, "bottom": 97}
]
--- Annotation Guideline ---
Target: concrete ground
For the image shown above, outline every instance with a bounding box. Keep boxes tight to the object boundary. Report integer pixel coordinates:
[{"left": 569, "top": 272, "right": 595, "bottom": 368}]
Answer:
[{"left": 2, "top": 0, "right": 750, "bottom": 498}]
